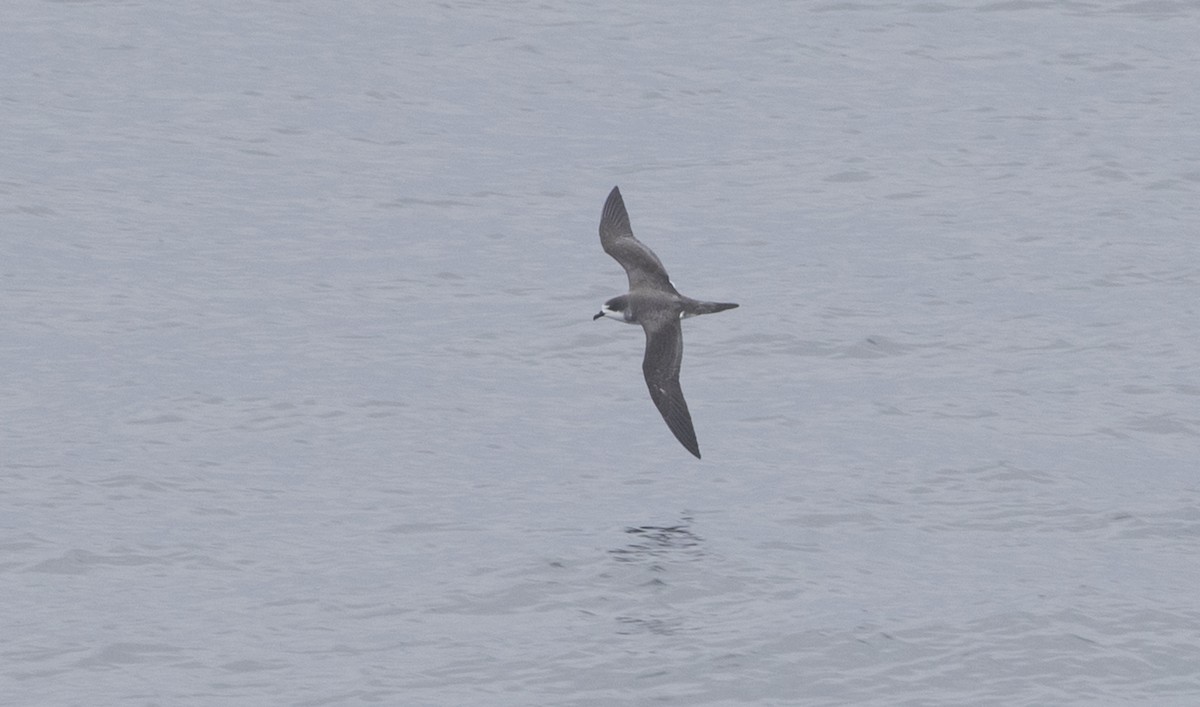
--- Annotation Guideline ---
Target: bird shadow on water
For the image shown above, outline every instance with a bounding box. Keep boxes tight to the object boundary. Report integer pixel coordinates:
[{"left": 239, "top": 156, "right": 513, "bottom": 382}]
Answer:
[
  {"left": 603, "top": 515, "right": 706, "bottom": 636},
  {"left": 608, "top": 515, "right": 704, "bottom": 565}
]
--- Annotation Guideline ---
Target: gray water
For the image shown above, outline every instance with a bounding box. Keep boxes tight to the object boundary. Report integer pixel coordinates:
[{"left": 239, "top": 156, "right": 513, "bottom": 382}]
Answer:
[{"left": 4, "top": 2, "right": 1199, "bottom": 705}]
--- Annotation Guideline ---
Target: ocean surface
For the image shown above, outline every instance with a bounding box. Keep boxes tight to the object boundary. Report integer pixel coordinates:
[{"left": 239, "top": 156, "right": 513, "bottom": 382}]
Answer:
[{"left": 4, "top": 1, "right": 1199, "bottom": 705}]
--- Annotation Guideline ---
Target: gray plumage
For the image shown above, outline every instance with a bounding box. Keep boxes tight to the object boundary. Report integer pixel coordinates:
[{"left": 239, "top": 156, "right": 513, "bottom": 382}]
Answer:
[{"left": 593, "top": 186, "right": 738, "bottom": 459}]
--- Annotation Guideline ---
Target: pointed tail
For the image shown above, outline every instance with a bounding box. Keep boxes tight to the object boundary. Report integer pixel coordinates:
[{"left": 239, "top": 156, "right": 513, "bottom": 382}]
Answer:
[{"left": 693, "top": 301, "right": 739, "bottom": 315}]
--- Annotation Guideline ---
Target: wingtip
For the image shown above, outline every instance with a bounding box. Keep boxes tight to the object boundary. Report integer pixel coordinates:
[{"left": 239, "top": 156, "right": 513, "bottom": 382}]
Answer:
[
  {"left": 604, "top": 185, "right": 623, "bottom": 209},
  {"left": 600, "top": 186, "right": 631, "bottom": 238},
  {"left": 678, "top": 432, "right": 702, "bottom": 459}
]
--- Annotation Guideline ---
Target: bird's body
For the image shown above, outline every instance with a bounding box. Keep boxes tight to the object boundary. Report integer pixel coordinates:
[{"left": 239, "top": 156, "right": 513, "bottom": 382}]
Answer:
[{"left": 592, "top": 186, "right": 738, "bottom": 459}]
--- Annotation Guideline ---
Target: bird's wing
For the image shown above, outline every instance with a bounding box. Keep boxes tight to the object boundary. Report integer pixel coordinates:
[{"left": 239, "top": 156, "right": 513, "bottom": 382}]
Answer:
[
  {"left": 600, "top": 186, "right": 678, "bottom": 294},
  {"left": 640, "top": 312, "right": 700, "bottom": 458}
]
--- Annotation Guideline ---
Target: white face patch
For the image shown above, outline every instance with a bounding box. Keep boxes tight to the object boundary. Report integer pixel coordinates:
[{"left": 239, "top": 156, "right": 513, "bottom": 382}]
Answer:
[{"left": 599, "top": 303, "right": 636, "bottom": 324}]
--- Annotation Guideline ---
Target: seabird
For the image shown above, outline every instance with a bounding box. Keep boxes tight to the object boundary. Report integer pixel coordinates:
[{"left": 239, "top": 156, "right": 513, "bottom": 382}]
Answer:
[{"left": 592, "top": 186, "right": 738, "bottom": 459}]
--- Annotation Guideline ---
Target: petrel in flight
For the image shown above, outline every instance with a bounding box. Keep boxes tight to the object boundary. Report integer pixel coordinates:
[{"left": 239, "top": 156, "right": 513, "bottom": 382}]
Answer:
[{"left": 592, "top": 186, "right": 738, "bottom": 459}]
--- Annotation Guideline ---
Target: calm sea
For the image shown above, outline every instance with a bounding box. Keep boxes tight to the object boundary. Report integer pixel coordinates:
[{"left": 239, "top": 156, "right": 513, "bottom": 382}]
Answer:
[{"left": 4, "top": 2, "right": 1199, "bottom": 704}]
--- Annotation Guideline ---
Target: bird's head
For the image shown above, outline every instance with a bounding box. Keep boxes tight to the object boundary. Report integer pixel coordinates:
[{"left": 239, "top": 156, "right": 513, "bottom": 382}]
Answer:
[{"left": 593, "top": 295, "right": 634, "bottom": 323}]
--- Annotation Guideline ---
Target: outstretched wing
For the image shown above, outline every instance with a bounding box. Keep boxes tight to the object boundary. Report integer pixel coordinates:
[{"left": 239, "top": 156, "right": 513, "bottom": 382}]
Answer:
[
  {"left": 640, "top": 312, "right": 700, "bottom": 459},
  {"left": 599, "top": 186, "right": 678, "bottom": 294}
]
